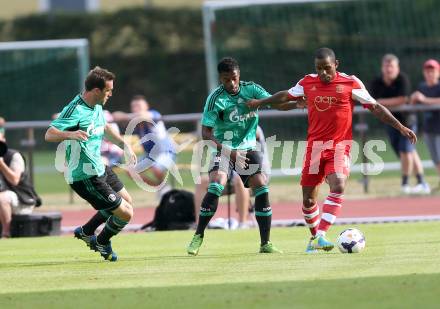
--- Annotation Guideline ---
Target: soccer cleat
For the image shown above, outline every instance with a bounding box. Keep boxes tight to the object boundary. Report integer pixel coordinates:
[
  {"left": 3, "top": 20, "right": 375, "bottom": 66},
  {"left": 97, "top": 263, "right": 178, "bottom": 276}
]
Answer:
[
  {"left": 305, "top": 237, "right": 318, "bottom": 253},
  {"left": 187, "top": 234, "right": 203, "bottom": 256},
  {"left": 259, "top": 241, "right": 283, "bottom": 254},
  {"left": 89, "top": 235, "right": 118, "bottom": 262},
  {"left": 237, "top": 222, "right": 250, "bottom": 230},
  {"left": 311, "top": 235, "right": 334, "bottom": 251},
  {"left": 411, "top": 183, "right": 431, "bottom": 195},
  {"left": 401, "top": 184, "right": 412, "bottom": 195},
  {"left": 74, "top": 226, "right": 93, "bottom": 247}
]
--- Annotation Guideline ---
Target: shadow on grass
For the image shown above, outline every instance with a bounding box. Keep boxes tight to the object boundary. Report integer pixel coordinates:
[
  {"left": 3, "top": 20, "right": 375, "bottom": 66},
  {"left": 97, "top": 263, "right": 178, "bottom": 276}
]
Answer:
[{"left": 1, "top": 273, "right": 439, "bottom": 309}]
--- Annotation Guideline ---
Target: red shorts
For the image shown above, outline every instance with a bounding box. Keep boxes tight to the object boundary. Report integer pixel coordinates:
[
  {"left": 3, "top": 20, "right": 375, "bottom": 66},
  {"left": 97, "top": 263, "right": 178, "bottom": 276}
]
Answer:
[{"left": 300, "top": 146, "right": 351, "bottom": 187}]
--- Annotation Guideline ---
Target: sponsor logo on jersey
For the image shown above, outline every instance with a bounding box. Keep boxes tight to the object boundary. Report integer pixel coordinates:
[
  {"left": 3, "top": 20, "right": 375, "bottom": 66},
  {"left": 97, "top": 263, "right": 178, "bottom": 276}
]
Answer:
[
  {"left": 336, "top": 85, "right": 344, "bottom": 93},
  {"left": 311, "top": 86, "right": 317, "bottom": 91},
  {"left": 86, "top": 121, "right": 105, "bottom": 136},
  {"left": 229, "top": 108, "right": 257, "bottom": 123},
  {"left": 237, "top": 97, "right": 244, "bottom": 104},
  {"left": 313, "top": 96, "right": 337, "bottom": 111}
]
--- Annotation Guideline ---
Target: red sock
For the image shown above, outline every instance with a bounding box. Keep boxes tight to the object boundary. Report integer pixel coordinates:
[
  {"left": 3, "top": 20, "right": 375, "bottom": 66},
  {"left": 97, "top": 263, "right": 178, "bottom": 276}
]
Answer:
[
  {"left": 317, "top": 192, "right": 343, "bottom": 235},
  {"left": 302, "top": 203, "right": 320, "bottom": 236}
]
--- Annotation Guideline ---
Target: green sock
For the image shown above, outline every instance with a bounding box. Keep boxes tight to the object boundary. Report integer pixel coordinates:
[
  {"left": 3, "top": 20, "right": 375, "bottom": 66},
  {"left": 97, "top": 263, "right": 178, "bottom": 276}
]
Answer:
[
  {"left": 81, "top": 210, "right": 111, "bottom": 235},
  {"left": 97, "top": 215, "right": 128, "bottom": 244},
  {"left": 195, "top": 182, "right": 224, "bottom": 237},
  {"left": 254, "top": 186, "right": 272, "bottom": 246}
]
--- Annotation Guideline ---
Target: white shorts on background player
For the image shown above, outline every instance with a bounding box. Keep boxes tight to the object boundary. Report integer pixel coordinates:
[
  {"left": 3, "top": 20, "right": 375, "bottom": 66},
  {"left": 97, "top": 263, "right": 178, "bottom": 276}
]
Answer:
[{"left": 135, "top": 151, "right": 176, "bottom": 173}]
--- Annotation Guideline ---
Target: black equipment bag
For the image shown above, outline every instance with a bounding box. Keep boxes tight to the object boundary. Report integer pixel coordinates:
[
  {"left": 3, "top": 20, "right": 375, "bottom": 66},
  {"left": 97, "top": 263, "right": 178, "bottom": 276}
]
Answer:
[
  {"left": 1, "top": 212, "right": 62, "bottom": 237},
  {"left": 140, "top": 189, "right": 195, "bottom": 231}
]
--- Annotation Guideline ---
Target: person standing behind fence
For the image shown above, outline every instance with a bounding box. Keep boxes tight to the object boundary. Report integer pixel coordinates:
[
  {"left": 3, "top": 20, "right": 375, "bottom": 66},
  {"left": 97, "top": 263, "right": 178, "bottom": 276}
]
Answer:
[
  {"left": 369, "top": 54, "right": 430, "bottom": 194},
  {"left": 410, "top": 59, "right": 440, "bottom": 191}
]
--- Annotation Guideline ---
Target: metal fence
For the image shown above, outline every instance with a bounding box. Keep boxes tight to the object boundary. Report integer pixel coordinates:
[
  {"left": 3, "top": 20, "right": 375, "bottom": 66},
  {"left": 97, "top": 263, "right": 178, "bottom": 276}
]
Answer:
[{"left": 4, "top": 104, "right": 440, "bottom": 194}]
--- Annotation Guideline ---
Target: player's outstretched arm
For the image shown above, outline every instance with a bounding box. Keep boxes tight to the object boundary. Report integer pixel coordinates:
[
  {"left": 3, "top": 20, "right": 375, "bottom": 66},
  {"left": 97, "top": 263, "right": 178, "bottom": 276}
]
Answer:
[
  {"left": 368, "top": 103, "right": 417, "bottom": 144},
  {"left": 273, "top": 98, "right": 307, "bottom": 111},
  {"left": 247, "top": 90, "right": 293, "bottom": 109},
  {"left": 45, "top": 126, "right": 89, "bottom": 143}
]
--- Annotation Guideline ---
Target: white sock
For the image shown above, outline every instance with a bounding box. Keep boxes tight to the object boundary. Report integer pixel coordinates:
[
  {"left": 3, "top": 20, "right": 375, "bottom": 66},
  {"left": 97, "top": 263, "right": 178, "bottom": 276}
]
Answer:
[{"left": 316, "top": 230, "right": 326, "bottom": 237}]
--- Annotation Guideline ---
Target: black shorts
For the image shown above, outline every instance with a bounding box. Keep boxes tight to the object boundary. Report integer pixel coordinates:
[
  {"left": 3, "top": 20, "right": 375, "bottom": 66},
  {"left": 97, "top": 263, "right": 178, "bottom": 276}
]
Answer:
[
  {"left": 70, "top": 166, "right": 124, "bottom": 211},
  {"left": 208, "top": 150, "right": 262, "bottom": 188}
]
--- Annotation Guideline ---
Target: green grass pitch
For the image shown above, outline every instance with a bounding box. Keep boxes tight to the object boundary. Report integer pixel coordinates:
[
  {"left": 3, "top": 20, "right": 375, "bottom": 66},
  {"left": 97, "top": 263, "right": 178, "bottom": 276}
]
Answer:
[{"left": 0, "top": 222, "right": 439, "bottom": 308}]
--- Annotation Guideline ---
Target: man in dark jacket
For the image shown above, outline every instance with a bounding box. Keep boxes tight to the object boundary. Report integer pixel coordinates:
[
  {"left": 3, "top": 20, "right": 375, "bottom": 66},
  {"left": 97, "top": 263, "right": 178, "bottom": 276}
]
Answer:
[
  {"left": 370, "top": 54, "right": 430, "bottom": 194},
  {"left": 0, "top": 118, "right": 39, "bottom": 238}
]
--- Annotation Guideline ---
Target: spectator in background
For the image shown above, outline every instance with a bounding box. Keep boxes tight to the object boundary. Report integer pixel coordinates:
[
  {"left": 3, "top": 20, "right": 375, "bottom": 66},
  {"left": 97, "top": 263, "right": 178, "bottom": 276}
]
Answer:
[
  {"left": 101, "top": 110, "right": 124, "bottom": 167},
  {"left": 0, "top": 118, "right": 40, "bottom": 238},
  {"left": 370, "top": 54, "right": 430, "bottom": 194},
  {"left": 0, "top": 117, "right": 4, "bottom": 133},
  {"left": 113, "top": 95, "right": 176, "bottom": 198},
  {"left": 410, "top": 59, "right": 440, "bottom": 190},
  {"left": 194, "top": 126, "right": 270, "bottom": 229}
]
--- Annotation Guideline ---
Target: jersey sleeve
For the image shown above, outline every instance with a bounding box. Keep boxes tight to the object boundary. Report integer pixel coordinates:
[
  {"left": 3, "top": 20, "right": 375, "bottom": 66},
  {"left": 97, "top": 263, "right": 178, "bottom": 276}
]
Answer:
[
  {"left": 50, "top": 104, "right": 81, "bottom": 131},
  {"left": 150, "top": 110, "right": 162, "bottom": 122},
  {"left": 287, "top": 78, "right": 305, "bottom": 99},
  {"left": 252, "top": 83, "right": 271, "bottom": 99},
  {"left": 201, "top": 94, "right": 221, "bottom": 128},
  {"left": 351, "top": 75, "right": 377, "bottom": 107}
]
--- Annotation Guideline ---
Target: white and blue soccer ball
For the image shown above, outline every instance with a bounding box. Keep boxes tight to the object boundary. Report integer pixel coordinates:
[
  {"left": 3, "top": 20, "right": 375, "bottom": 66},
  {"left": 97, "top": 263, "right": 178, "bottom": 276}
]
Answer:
[{"left": 336, "top": 228, "right": 366, "bottom": 253}]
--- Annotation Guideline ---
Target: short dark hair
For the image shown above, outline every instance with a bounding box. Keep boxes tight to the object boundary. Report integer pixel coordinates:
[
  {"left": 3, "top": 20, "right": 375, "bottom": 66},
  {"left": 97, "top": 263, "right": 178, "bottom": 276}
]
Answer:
[
  {"left": 217, "top": 57, "right": 240, "bottom": 74},
  {"left": 131, "top": 95, "right": 148, "bottom": 102},
  {"left": 85, "top": 66, "right": 115, "bottom": 91},
  {"left": 315, "top": 47, "right": 336, "bottom": 62}
]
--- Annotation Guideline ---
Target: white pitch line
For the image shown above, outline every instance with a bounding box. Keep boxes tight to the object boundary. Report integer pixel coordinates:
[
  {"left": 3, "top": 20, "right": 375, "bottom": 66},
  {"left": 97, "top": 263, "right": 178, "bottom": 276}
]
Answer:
[{"left": 61, "top": 215, "right": 440, "bottom": 233}]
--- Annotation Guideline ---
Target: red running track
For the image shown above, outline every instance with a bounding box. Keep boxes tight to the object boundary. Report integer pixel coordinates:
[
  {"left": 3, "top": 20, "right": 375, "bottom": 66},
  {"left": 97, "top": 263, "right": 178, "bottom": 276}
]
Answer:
[{"left": 41, "top": 196, "right": 440, "bottom": 228}]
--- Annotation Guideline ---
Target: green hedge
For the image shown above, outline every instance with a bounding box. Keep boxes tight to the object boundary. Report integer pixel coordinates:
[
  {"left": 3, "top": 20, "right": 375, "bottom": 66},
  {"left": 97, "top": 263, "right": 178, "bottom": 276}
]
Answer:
[
  {"left": 0, "top": 8, "right": 207, "bottom": 116},
  {"left": 0, "top": 1, "right": 439, "bottom": 128}
]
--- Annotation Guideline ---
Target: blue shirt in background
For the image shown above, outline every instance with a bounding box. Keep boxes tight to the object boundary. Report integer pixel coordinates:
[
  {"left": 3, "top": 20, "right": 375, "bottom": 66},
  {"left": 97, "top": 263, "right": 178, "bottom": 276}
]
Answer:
[
  {"left": 133, "top": 109, "right": 176, "bottom": 156},
  {"left": 417, "top": 82, "right": 440, "bottom": 134}
]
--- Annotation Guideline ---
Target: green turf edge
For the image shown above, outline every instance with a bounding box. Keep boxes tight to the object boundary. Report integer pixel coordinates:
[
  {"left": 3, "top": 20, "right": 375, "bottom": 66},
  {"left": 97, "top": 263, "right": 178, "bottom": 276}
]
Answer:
[{"left": 1, "top": 273, "right": 439, "bottom": 309}]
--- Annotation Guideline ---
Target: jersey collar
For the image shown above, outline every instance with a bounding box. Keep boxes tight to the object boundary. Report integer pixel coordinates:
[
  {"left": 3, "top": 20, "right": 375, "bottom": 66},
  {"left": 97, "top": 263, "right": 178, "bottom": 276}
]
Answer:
[{"left": 79, "top": 94, "right": 94, "bottom": 110}]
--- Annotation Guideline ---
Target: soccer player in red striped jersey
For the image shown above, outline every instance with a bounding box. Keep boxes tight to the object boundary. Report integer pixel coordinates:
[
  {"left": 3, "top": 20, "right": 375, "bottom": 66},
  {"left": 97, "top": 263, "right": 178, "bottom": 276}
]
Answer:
[{"left": 247, "top": 47, "right": 416, "bottom": 252}]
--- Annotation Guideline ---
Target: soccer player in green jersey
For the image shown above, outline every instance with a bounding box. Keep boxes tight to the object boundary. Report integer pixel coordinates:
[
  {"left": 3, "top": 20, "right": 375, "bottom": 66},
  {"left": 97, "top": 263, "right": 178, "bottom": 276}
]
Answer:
[
  {"left": 45, "top": 67, "right": 136, "bottom": 262},
  {"left": 187, "top": 57, "right": 295, "bottom": 255}
]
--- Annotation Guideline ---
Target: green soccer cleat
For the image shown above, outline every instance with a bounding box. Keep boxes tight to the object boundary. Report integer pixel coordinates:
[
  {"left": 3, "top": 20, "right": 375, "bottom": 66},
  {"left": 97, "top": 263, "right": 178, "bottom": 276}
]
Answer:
[
  {"left": 187, "top": 234, "right": 203, "bottom": 256},
  {"left": 311, "top": 235, "right": 334, "bottom": 251},
  {"left": 305, "top": 237, "right": 318, "bottom": 254},
  {"left": 259, "top": 241, "right": 283, "bottom": 254}
]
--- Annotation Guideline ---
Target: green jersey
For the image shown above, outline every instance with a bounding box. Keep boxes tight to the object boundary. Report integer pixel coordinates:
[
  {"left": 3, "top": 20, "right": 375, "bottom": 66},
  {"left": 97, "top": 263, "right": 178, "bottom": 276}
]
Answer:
[
  {"left": 202, "top": 81, "right": 270, "bottom": 150},
  {"left": 50, "top": 95, "right": 106, "bottom": 183}
]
